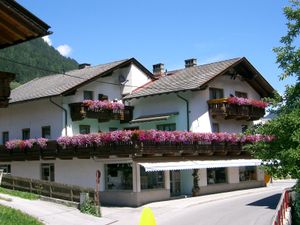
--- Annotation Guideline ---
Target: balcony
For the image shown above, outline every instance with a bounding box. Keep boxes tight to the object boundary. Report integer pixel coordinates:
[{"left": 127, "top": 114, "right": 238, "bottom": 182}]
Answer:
[
  {"left": 207, "top": 98, "right": 266, "bottom": 121},
  {"left": 69, "top": 102, "right": 133, "bottom": 122},
  {"left": 0, "top": 71, "right": 15, "bottom": 108}
]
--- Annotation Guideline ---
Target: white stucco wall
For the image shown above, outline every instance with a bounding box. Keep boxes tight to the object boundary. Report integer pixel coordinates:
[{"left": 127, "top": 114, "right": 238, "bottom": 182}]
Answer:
[
  {"left": 227, "top": 167, "right": 239, "bottom": 184},
  {"left": 0, "top": 97, "right": 63, "bottom": 142}
]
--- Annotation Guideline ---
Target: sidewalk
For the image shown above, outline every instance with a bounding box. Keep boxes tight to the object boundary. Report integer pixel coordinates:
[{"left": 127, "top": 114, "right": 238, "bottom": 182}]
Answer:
[{"left": 0, "top": 193, "right": 116, "bottom": 225}]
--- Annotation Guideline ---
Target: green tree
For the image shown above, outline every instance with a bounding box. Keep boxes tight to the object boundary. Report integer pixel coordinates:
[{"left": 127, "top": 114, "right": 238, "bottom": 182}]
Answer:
[{"left": 248, "top": 0, "right": 300, "bottom": 178}]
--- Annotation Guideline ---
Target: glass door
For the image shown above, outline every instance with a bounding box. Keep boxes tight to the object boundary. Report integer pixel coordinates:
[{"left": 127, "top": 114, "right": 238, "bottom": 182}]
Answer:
[{"left": 170, "top": 170, "right": 181, "bottom": 196}]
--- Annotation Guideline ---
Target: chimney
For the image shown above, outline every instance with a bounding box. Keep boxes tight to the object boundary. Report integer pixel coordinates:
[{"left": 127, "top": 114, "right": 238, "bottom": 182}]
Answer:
[
  {"left": 184, "top": 58, "right": 197, "bottom": 68},
  {"left": 152, "top": 63, "right": 165, "bottom": 78},
  {"left": 78, "top": 63, "right": 91, "bottom": 69}
]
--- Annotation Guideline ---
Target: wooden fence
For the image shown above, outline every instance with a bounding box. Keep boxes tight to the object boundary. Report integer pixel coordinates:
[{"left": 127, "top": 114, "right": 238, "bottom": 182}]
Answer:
[{"left": 1, "top": 174, "right": 95, "bottom": 202}]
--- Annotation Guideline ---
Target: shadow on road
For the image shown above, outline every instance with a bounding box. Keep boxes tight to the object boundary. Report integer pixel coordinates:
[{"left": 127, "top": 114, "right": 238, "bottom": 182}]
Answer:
[{"left": 246, "top": 193, "right": 281, "bottom": 210}]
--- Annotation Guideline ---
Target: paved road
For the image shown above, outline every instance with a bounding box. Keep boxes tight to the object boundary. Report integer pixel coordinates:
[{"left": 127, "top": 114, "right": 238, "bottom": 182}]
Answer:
[{"left": 102, "top": 180, "right": 296, "bottom": 225}]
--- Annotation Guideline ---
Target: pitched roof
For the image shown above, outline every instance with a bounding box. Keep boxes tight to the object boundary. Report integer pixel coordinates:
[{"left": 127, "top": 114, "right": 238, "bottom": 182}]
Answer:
[
  {"left": 124, "top": 57, "right": 274, "bottom": 100},
  {"left": 10, "top": 58, "right": 151, "bottom": 104},
  {"left": 0, "top": 0, "right": 51, "bottom": 49}
]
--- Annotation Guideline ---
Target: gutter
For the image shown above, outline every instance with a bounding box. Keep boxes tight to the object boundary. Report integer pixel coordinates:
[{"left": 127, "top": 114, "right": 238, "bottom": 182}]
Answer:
[
  {"left": 49, "top": 97, "right": 67, "bottom": 136},
  {"left": 176, "top": 94, "right": 190, "bottom": 131}
]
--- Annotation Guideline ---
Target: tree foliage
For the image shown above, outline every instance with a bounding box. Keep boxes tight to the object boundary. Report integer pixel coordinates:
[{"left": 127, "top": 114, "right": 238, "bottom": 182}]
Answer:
[
  {"left": 0, "top": 38, "right": 78, "bottom": 86},
  {"left": 249, "top": 0, "right": 300, "bottom": 178}
]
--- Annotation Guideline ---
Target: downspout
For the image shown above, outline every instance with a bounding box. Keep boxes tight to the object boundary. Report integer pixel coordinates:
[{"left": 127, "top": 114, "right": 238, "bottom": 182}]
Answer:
[
  {"left": 49, "top": 97, "right": 68, "bottom": 136},
  {"left": 176, "top": 94, "right": 190, "bottom": 131}
]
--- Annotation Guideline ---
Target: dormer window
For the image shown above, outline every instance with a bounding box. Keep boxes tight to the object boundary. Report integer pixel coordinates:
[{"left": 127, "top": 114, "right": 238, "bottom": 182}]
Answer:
[{"left": 83, "top": 91, "right": 93, "bottom": 100}]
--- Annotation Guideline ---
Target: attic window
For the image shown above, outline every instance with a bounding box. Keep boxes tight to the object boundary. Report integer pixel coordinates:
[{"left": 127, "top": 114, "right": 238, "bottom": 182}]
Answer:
[
  {"left": 235, "top": 91, "right": 248, "bottom": 98},
  {"left": 98, "top": 94, "right": 108, "bottom": 101}
]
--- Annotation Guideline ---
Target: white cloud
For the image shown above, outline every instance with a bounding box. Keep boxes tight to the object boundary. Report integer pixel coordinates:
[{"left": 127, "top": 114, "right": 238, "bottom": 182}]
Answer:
[
  {"left": 56, "top": 44, "right": 72, "bottom": 57},
  {"left": 42, "top": 35, "right": 52, "bottom": 46}
]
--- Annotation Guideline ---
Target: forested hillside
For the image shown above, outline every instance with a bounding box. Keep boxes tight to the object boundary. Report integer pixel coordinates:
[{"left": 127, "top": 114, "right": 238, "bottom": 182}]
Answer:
[{"left": 0, "top": 38, "right": 78, "bottom": 88}]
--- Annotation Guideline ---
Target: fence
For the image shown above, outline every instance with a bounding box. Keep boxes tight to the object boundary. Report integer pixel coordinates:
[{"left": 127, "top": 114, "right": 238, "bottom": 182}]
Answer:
[
  {"left": 1, "top": 174, "right": 95, "bottom": 202},
  {"left": 272, "top": 188, "right": 291, "bottom": 225}
]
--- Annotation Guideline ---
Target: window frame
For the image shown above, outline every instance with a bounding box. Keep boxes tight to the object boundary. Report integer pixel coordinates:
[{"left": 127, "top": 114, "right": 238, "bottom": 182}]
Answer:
[
  {"left": 22, "top": 128, "right": 30, "bottom": 140},
  {"left": 156, "top": 123, "right": 176, "bottom": 131},
  {"left": 83, "top": 90, "right": 94, "bottom": 100},
  {"left": 0, "top": 164, "right": 11, "bottom": 174},
  {"left": 2, "top": 131, "right": 9, "bottom": 145},
  {"left": 235, "top": 91, "right": 248, "bottom": 98},
  {"left": 209, "top": 88, "right": 224, "bottom": 99},
  {"left": 79, "top": 125, "right": 91, "bottom": 134},
  {"left": 105, "top": 163, "right": 133, "bottom": 190},
  {"left": 140, "top": 166, "right": 165, "bottom": 190},
  {"left": 41, "top": 163, "right": 55, "bottom": 182},
  {"left": 239, "top": 166, "right": 257, "bottom": 182},
  {"left": 42, "top": 126, "right": 51, "bottom": 139},
  {"left": 207, "top": 167, "right": 227, "bottom": 184}
]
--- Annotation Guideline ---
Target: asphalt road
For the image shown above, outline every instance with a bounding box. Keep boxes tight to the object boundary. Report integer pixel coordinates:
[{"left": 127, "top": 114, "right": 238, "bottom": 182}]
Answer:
[{"left": 102, "top": 180, "right": 295, "bottom": 225}]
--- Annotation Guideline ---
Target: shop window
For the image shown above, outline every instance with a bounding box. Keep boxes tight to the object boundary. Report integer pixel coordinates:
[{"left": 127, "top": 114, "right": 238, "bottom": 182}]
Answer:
[
  {"left": 235, "top": 91, "right": 248, "bottom": 98},
  {"left": 209, "top": 88, "right": 224, "bottom": 99},
  {"left": 42, "top": 126, "right": 51, "bottom": 139},
  {"left": 79, "top": 125, "right": 90, "bottom": 134},
  {"left": 41, "top": 163, "right": 55, "bottom": 182},
  {"left": 105, "top": 163, "right": 132, "bottom": 190},
  {"left": 140, "top": 166, "right": 164, "bottom": 189},
  {"left": 123, "top": 127, "right": 139, "bottom": 131},
  {"left": 207, "top": 168, "right": 227, "bottom": 184},
  {"left": 157, "top": 123, "right": 176, "bottom": 131},
  {"left": 0, "top": 164, "right": 11, "bottom": 174},
  {"left": 212, "top": 123, "right": 220, "bottom": 133},
  {"left": 239, "top": 166, "right": 257, "bottom": 181},
  {"left": 2, "top": 131, "right": 9, "bottom": 145},
  {"left": 83, "top": 91, "right": 94, "bottom": 100},
  {"left": 22, "top": 128, "right": 30, "bottom": 140}
]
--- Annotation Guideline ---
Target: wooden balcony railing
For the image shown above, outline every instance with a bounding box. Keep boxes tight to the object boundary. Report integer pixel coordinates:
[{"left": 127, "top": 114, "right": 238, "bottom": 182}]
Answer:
[
  {"left": 0, "top": 71, "right": 15, "bottom": 108},
  {"left": 69, "top": 102, "right": 133, "bottom": 122},
  {"left": 207, "top": 98, "right": 265, "bottom": 121},
  {"left": 0, "top": 140, "right": 247, "bottom": 162}
]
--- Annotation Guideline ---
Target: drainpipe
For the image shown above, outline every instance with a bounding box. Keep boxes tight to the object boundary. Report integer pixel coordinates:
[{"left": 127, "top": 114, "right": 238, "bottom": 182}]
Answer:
[
  {"left": 176, "top": 94, "right": 190, "bottom": 131},
  {"left": 49, "top": 97, "right": 68, "bottom": 136}
]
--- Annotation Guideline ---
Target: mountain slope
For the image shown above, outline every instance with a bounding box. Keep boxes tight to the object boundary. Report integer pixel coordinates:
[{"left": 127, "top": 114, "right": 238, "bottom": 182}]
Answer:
[{"left": 0, "top": 38, "right": 79, "bottom": 86}]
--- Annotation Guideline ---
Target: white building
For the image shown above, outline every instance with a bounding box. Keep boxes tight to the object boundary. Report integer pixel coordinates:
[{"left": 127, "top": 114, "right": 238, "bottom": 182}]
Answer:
[{"left": 0, "top": 57, "right": 274, "bottom": 206}]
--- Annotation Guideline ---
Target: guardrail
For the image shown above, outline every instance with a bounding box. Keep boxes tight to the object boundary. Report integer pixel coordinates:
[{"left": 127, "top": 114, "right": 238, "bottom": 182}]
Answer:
[
  {"left": 272, "top": 189, "right": 291, "bottom": 225},
  {"left": 1, "top": 174, "right": 95, "bottom": 202}
]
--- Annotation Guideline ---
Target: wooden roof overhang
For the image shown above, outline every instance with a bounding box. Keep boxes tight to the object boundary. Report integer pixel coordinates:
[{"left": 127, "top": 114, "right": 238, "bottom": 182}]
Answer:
[{"left": 0, "top": 0, "right": 51, "bottom": 49}]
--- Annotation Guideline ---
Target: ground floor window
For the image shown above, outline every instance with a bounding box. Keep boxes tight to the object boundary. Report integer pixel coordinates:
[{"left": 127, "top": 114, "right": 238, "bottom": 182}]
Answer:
[
  {"left": 239, "top": 166, "right": 257, "bottom": 181},
  {"left": 207, "top": 168, "right": 227, "bottom": 184},
  {"left": 105, "top": 163, "right": 132, "bottom": 190},
  {"left": 41, "top": 163, "right": 55, "bottom": 182},
  {"left": 140, "top": 166, "right": 164, "bottom": 189},
  {"left": 0, "top": 164, "right": 11, "bottom": 173}
]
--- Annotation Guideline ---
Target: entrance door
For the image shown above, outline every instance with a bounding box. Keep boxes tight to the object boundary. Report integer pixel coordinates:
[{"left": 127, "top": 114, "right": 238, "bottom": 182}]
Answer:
[{"left": 170, "top": 170, "right": 181, "bottom": 196}]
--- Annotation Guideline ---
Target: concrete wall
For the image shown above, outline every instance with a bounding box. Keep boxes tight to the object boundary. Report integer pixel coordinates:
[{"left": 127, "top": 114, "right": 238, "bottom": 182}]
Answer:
[{"left": 0, "top": 97, "right": 63, "bottom": 142}]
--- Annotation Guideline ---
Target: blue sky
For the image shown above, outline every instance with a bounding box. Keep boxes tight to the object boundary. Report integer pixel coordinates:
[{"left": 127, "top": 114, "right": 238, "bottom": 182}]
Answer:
[{"left": 18, "top": 0, "right": 295, "bottom": 94}]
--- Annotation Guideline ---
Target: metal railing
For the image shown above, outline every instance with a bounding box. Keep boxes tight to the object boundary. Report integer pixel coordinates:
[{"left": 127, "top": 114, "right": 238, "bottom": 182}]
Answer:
[{"left": 272, "top": 189, "right": 291, "bottom": 225}]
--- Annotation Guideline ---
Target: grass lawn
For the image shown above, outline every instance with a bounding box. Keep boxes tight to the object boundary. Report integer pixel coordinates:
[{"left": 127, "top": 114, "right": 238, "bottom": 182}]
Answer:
[
  {"left": 0, "top": 187, "right": 39, "bottom": 200},
  {"left": 0, "top": 204, "right": 43, "bottom": 225}
]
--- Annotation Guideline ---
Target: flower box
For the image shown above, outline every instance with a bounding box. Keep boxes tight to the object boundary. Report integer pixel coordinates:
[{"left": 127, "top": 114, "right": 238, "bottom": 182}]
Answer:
[
  {"left": 11, "top": 148, "right": 26, "bottom": 161},
  {"left": 41, "top": 140, "right": 57, "bottom": 159},
  {"left": 57, "top": 146, "right": 74, "bottom": 159},
  {"left": 25, "top": 144, "right": 40, "bottom": 160},
  {"left": 76, "top": 146, "right": 92, "bottom": 159}
]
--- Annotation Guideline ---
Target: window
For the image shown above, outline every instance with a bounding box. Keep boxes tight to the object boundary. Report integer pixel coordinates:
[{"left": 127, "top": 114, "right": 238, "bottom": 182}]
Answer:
[
  {"left": 109, "top": 127, "right": 118, "bottom": 132},
  {"left": 241, "top": 125, "right": 248, "bottom": 133},
  {"left": 239, "top": 166, "right": 257, "bottom": 181},
  {"left": 157, "top": 123, "right": 176, "bottom": 131},
  {"left": 0, "top": 164, "right": 11, "bottom": 174},
  {"left": 79, "top": 125, "right": 90, "bottom": 134},
  {"left": 235, "top": 91, "right": 248, "bottom": 98},
  {"left": 105, "top": 163, "right": 132, "bottom": 190},
  {"left": 83, "top": 91, "right": 94, "bottom": 100},
  {"left": 22, "top": 128, "right": 30, "bottom": 140},
  {"left": 123, "top": 127, "right": 139, "bottom": 131},
  {"left": 2, "top": 131, "right": 9, "bottom": 145},
  {"left": 98, "top": 94, "right": 108, "bottom": 101},
  {"left": 212, "top": 123, "right": 220, "bottom": 133},
  {"left": 41, "top": 163, "right": 55, "bottom": 182},
  {"left": 140, "top": 166, "right": 164, "bottom": 189},
  {"left": 209, "top": 88, "right": 224, "bottom": 99},
  {"left": 207, "top": 168, "right": 227, "bottom": 184},
  {"left": 42, "top": 126, "right": 51, "bottom": 139}
]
